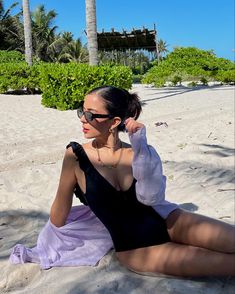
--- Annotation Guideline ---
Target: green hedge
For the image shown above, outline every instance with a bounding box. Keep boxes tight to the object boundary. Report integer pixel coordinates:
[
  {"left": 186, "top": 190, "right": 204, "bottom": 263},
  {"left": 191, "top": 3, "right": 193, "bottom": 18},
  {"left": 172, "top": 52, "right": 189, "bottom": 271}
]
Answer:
[
  {"left": 216, "top": 70, "right": 235, "bottom": 84},
  {"left": 0, "top": 62, "right": 43, "bottom": 93},
  {"left": 40, "top": 63, "right": 132, "bottom": 110},
  {"left": 0, "top": 50, "right": 25, "bottom": 63},
  {"left": 0, "top": 59, "right": 132, "bottom": 109},
  {"left": 142, "top": 47, "right": 235, "bottom": 87}
]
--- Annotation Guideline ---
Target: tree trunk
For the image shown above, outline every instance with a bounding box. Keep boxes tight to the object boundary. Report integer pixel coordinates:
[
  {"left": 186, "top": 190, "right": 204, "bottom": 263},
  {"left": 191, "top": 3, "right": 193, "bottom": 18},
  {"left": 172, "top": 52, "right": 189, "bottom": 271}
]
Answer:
[
  {"left": 154, "top": 23, "right": 160, "bottom": 64},
  {"left": 85, "top": 0, "right": 98, "bottom": 65},
  {"left": 22, "top": 0, "right": 33, "bottom": 66}
]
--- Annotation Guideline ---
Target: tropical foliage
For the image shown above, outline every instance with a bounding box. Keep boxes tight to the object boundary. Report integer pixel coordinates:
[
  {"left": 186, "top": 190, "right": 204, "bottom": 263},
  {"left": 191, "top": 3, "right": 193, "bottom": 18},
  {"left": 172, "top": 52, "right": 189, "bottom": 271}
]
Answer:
[
  {"left": 0, "top": 49, "right": 24, "bottom": 62},
  {"left": 48, "top": 33, "right": 88, "bottom": 63},
  {"left": 143, "top": 47, "right": 235, "bottom": 87},
  {"left": 1, "top": 0, "right": 234, "bottom": 105},
  {"left": 0, "top": 1, "right": 88, "bottom": 62},
  {"left": 41, "top": 63, "right": 132, "bottom": 109},
  {"left": 31, "top": 4, "right": 57, "bottom": 61},
  {"left": 0, "top": 0, "right": 24, "bottom": 51},
  {"left": 157, "top": 39, "right": 169, "bottom": 60},
  {"left": 0, "top": 50, "right": 132, "bottom": 109},
  {"left": 0, "top": 0, "right": 168, "bottom": 77},
  {"left": 99, "top": 50, "right": 151, "bottom": 74}
]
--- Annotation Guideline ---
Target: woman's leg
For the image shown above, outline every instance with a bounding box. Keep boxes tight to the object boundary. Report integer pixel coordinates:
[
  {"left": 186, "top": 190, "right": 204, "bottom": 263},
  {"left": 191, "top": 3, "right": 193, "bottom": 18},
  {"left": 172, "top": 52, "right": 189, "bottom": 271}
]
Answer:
[
  {"left": 166, "top": 209, "right": 235, "bottom": 253},
  {"left": 117, "top": 242, "right": 235, "bottom": 277}
]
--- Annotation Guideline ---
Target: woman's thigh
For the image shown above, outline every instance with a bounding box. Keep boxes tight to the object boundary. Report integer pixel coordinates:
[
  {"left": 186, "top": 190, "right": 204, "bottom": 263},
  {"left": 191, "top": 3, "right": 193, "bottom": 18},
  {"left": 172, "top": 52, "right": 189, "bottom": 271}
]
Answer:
[
  {"left": 116, "top": 242, "right": 235, "bottom": 277},
  {"left": 166, "top": 209, "right": 235, "bottom": 253}
]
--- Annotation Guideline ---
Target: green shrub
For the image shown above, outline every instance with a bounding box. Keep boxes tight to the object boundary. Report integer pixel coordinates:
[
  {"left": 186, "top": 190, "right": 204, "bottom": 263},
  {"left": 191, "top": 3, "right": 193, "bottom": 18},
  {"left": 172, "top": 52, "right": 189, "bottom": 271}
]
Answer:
[
  {"left": 0, "top": 50, "right": 40, "bottom": 93},
  {"left": 141, "top": 65, "right": 169, "bottom": 87},
  {"left": 170, "top": 75, "right": 182, "bottom": 86},
  {"left": 0, "top": 62, "right": 132, "bottom": 108},
  {"left": 200, "top": 77, "right": 208, "bottom": 85},
  {"left": 132, "top": 74, "right": 142, "bottom": 83},
  {"left": 0, "top": 62, "right": 28, "bottom": 93},
  {"left": 40, "top": 63, "right": 132, "bottom": 110},
  {"left": 143, "top": 47, "right": 235, "bottom": 87},
  {"left": 0, "top": 62, "right": 43, "bottom": 93},
  {"left": 0, "top": 50, "right": 24, "bottom": 63},
  {"left": 216, "top": 69, "right": 235, "bottom": 84}
]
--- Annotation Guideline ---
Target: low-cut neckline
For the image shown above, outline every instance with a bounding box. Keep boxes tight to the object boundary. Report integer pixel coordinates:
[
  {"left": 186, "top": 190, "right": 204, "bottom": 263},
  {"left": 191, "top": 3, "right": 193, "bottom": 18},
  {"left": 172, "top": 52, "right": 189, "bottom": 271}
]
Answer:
[{"left": 80, "top": 144, "right": 135, "bottom": 193}]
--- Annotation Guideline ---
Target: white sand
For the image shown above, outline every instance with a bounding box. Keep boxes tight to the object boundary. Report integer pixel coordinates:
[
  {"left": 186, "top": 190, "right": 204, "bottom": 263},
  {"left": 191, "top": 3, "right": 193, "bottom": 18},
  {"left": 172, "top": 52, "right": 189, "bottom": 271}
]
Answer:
[{"left": 0, "top": 85, "right": 234, "bottom": 293}]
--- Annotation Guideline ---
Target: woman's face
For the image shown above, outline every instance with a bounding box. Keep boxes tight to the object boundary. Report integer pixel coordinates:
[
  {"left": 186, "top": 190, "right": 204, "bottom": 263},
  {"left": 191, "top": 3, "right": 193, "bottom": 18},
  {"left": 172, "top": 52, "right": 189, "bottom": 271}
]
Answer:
[{"left": 80, "top": 94, "right": 113, "bottom": 139}]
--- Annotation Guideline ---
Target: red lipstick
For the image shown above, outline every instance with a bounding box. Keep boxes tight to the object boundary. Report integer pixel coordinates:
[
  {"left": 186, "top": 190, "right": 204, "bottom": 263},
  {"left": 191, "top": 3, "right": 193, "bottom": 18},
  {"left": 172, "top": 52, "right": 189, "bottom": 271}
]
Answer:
[{"left": 83, "top": 128, "right": 89, "bottom": 133}]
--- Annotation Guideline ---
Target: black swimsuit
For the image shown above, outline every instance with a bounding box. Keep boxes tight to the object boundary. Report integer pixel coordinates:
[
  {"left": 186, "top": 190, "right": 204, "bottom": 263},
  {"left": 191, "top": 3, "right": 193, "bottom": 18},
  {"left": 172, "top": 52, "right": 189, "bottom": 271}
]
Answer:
[{"left": 67, "top": 142, "right": 171, "bottom": 252}]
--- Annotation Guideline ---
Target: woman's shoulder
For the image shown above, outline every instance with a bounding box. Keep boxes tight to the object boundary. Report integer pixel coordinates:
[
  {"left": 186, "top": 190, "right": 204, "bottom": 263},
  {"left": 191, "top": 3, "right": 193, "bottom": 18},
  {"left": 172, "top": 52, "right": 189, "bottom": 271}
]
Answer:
[
  {"left": 122, "top": 141, "right": 134, "bottom": 161},
  {"left": 64, "top": 141, "right": 83, "bottom": 163},
  {"left": 63, "top": 144, "right": 77, "bottom": 162},
  {"left": 122, "top": 141, "right": 132, "bottom": 152},
  {"left": 66, "top": 141, "right": 93, "bottom": 169},
  {"left": 66, "top": 141, "right": 81, "bottom": 151}
]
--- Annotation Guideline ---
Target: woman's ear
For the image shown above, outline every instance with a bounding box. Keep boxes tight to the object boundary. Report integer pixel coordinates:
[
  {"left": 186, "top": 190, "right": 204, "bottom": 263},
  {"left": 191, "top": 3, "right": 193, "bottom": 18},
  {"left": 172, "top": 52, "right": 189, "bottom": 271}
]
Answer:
[{"left": 111, "top": 116, "right": 122, "bottom": 130}]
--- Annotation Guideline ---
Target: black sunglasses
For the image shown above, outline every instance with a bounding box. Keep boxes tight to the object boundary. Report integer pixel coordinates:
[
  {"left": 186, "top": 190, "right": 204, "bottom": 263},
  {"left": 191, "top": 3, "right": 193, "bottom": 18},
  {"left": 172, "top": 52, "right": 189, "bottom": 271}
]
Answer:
[{"left": 77, "top": 108, "right": 113, "bottom": 122}]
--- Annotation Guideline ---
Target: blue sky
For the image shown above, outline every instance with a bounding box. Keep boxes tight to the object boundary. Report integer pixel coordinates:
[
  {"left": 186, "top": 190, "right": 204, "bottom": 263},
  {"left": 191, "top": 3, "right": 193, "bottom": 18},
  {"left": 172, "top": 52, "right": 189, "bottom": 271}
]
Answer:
[{"left": 5, "top": 0, "right": 235, "bottom": 60}]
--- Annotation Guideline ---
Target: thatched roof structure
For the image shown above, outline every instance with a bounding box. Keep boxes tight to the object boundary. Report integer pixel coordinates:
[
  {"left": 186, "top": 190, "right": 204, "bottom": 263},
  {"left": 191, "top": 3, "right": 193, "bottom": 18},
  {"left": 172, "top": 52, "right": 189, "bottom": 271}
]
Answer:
[{"left": 97, "top": 27, "right": 157, "bottom": 52}]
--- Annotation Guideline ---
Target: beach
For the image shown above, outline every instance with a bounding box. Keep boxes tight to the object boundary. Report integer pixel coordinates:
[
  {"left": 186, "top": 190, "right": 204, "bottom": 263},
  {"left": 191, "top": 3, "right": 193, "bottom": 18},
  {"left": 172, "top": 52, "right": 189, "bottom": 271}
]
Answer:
[{"left": 0, "top": 84, "right": 234, "bottom": 293}]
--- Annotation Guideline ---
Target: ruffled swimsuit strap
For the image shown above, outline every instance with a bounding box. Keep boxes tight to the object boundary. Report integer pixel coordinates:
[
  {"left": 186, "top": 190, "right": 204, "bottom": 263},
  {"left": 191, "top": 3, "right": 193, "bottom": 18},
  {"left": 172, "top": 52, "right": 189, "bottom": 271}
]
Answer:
[{"left": 66, "top": 141, "right": 93, "bottom": 174}]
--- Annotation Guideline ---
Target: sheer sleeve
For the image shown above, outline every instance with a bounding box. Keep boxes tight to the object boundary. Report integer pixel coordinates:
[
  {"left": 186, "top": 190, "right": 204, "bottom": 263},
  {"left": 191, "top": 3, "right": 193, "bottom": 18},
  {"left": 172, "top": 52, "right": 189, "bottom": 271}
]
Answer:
[{"left": 129, "top": 127, "right": 178, "bottom": 219}]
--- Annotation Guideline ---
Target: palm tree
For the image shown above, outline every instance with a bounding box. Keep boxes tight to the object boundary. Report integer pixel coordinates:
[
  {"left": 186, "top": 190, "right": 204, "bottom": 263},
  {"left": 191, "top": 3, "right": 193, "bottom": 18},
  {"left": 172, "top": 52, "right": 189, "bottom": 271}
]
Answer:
[
  {"left": 59, "top": 39, "right": 89, "bottom": 63},
  {"left": 158, "top": 39, "right": 169, "bottom": 60},
  {"left": 85, "top": 0, "right": 98, "bottom": 65},
  {"left": 0, "top": 0, "right": 23, "bottom": 50},
  {"left": 48, "top": 31, "right": 73, "bottom": 61},
  {"left": 31, "top": 5, "right": 57, "bottom": 61},
  {"left": 22, "top": 0, "right": 33, "bottom": 65},
  {"left": 0, "top": 0, "right": 18, "bottom": 20},
  {"left": 48, "top": 32, "right": 88, "bottom": 63}
]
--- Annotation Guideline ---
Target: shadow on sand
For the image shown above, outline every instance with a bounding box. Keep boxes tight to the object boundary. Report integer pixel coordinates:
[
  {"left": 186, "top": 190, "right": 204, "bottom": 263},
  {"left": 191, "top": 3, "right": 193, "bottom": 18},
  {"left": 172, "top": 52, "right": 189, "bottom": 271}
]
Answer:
[
  {"left": 140, "top": 85, "right": 232, "bottom": 105},
  {"left": 0, "top": 209, "right": 48, "bottom": 260}
]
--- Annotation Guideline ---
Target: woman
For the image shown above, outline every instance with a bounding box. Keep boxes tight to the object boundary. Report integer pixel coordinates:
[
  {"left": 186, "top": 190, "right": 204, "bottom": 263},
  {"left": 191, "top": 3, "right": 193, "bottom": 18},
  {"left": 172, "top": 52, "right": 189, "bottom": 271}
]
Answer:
[{"left": 50, "top": 85, "right": 235, "bottom": 277}]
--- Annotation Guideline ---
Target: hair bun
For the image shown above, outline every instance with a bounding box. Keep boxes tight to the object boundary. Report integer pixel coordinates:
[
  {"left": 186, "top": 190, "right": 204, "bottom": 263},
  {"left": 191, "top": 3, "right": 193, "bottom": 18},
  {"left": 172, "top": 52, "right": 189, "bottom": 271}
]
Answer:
[
  {"left": 126, "top": 92, "right": 142, "bottom": 120},
  {"left": 87, "top": 86, "right": 142, "bottom": 132}
]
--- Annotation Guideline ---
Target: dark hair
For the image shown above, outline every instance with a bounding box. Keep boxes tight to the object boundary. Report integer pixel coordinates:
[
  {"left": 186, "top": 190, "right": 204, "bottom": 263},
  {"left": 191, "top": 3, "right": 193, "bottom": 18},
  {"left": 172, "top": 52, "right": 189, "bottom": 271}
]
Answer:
[{"left": 87, "top": 85, "right": 142, "bottom": 131}]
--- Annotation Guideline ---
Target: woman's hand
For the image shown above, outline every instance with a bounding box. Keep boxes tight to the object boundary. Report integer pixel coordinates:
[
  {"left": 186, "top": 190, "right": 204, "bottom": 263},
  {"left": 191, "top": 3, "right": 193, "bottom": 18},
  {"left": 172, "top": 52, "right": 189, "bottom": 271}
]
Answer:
[{"left": 125, "top": 117, "right": 145, "bottom": 134}]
